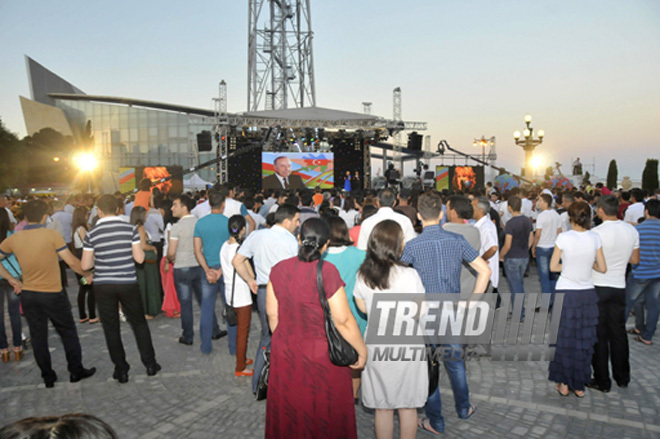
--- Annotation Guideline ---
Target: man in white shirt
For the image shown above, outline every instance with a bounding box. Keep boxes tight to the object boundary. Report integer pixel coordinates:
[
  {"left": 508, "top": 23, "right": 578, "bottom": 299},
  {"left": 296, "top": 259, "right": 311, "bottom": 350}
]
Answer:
[
  {"left": 588, "top": 195, "right": 640, "bottom": 392},
  {"left": 233, "top": 204, "right": 300, "bottom": 393},
  {"left": 559, "top": 192, "right": 574, "bottom": 233},
  {"left": 357, "top": 188, "right": 416, "bottom": 250},
  {"left": 191, "top": 189, "right": 212, "bottom": 218},
  {"left": 623, "top": 189, "right": 645, "bottom": 225},
  {"left": 219, "top": 183, "right": 256, "bottom": 235},
  {"left": 532, "top": 193, "right": 562, "bottom": 307},
  {"left": 473, "top": 197, "right": 500, "bottom": 298}
]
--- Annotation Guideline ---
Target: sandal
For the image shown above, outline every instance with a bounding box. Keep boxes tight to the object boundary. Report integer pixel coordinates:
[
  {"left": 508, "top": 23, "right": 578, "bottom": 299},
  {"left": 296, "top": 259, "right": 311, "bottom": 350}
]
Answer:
[
  {"left": 89, "top": 318, "right": 100, "bottom": 324},
  {"left": 79, "top": 318, "right": 89, "bottom": 323},
  {"left": 556, "top": 383, "right": 569, "bottom": 396},
  {"left": 417, "top": 418, "right": 442, "bottom": 436},
  {"left": 627, "top": 328, "right": 641, "bottom": 335},
  {"left": 574, "top": 389, "right": 585, "bottom": 398},
  {"left": 462, "top": 405, "right": 477, "bottom": 420},
  {"left": 634, "top": 335, "right": 652, "bottom": 345}
]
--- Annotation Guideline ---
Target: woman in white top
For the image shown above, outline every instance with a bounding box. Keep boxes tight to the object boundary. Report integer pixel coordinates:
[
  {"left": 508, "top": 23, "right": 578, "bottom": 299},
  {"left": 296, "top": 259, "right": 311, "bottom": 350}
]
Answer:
[
  {"left": 220, "top": 215, "right": 255, "bottom": 376},
  {"left": 354, "top": 220, "right": 428, "bottom": 439},
  {"left": 549, "top": 201, "right": 606, "bottom": 397},
  {"left": 338, "top": 194, "right": 359, "bottom": 229}
]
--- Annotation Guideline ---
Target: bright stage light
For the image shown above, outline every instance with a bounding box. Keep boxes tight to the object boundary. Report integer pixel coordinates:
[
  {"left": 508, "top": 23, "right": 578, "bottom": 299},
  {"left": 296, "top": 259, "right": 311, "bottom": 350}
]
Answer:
[{"left": 73, "top": 152, "right": 99, "bottom": 172}]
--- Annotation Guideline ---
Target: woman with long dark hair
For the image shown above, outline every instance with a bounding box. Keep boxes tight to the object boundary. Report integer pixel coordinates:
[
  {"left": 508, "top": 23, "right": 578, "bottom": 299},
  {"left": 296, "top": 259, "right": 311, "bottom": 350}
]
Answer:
[
  {"left": 265, "top": 218, "right": 367, "bottom": 439},
  {"left": 159, "top": 197, "right": 180, "bottom": 319},
  {"left": 0, "top": 208, "right": 23, "bottom": 362},
  {"left": 220, "top": 215, "right": 254, "bottom": 377},
  {"left": 323, "top": 215, "right": 367, "bottom": 402},
  {"left": 354, "top": 219, "right": 428, "bottom": 439},
  {"left": 549, "top": 201, "right": 606, "bottom": 397},
  {"left": 72, "top": 206, "right": 96, "bottom": 324},
  {"left": 130, "top": 206, "right": 161, "bottom": 319}
]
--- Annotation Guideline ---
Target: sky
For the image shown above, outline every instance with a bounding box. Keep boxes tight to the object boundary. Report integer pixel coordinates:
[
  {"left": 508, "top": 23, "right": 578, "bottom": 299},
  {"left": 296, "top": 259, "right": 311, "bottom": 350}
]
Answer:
[{"left": 1, "top": 0, "right": 659, "bottom": 181}]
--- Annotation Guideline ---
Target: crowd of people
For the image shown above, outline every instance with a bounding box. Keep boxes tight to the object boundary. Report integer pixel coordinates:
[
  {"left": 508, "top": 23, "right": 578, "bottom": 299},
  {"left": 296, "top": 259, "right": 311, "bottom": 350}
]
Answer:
[{"left": 0, "top": 179, "right": 659, "bottom": 438}]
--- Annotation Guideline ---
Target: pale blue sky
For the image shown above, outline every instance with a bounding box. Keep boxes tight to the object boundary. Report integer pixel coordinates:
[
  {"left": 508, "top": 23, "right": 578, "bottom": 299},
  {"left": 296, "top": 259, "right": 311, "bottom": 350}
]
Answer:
[{"left": 1, "top": 0, "right": 659, "bottom": 180}]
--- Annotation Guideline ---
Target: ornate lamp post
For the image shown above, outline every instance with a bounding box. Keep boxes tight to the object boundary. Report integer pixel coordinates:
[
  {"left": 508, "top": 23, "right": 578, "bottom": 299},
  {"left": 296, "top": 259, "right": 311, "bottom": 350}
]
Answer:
[{"left": 513, "top": 114, "right": 544, "bottom": 177}]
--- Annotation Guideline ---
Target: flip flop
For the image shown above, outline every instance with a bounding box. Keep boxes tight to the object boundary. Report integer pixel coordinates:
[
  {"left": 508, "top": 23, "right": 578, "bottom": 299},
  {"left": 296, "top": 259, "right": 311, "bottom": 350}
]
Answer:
[
  {"left": 634, "top": 336, "right": 653, "bottom": 345},
  {"left": 417, "top": 418, "right": 443, "bottom": 436},
  {"left": 574, "top": 390, "right": 585, "bottom": 398},
  {"left": 462, "top": 405, "right": 477, "bottom": 420},
  {"left": 627, "top": 328, "right": 641, "bottom": 335},
  {"left": 556, "top": 383, "right": 569, "bottom": 396}
]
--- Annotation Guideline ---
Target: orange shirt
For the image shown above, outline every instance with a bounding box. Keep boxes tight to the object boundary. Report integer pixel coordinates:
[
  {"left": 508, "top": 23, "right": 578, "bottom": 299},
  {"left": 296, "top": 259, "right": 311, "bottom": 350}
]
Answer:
[
  {"left": 134, "top": 190, "right": 152, "bottom": 210},
  {"left": 312, "top": 193, "right": 324, "bottom": 207},
  {"left": 0, "top": 225, "right": 67, "bottom": 292}
]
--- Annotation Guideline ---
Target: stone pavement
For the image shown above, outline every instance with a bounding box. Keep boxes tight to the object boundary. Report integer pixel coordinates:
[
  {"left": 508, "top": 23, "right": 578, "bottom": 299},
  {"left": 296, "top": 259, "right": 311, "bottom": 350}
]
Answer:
[{"left": 1, "top": 267, "right": 659, "bottom": 438}]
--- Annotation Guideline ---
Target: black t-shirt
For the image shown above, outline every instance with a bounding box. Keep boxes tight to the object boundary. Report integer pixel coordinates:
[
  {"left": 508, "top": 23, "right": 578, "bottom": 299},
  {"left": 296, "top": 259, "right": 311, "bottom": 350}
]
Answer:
[{"left": 504, "top": 215, "right": 532, "bottom": 259}]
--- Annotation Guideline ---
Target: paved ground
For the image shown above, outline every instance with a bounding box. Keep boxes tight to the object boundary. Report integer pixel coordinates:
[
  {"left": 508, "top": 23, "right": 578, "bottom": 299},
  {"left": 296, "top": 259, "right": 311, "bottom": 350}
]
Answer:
[{"left": 1, "top": 266, "right": 659, "bottom": 438}]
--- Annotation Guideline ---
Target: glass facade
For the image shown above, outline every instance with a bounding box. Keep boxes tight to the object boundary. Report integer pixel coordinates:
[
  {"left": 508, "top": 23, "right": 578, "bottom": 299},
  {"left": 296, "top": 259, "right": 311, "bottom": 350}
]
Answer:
[{"left": 54, "top": 99, "right": 218, "bottom": 182}]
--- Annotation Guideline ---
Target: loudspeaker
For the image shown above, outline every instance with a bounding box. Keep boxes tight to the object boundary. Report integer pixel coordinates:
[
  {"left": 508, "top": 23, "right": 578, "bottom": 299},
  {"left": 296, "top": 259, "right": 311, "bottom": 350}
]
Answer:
[
  {"left": 407, "top": 132, "right": 423, "bottom": 151},
  {"left": 197, "top": 131, "right": 213, "bottom": 152}
]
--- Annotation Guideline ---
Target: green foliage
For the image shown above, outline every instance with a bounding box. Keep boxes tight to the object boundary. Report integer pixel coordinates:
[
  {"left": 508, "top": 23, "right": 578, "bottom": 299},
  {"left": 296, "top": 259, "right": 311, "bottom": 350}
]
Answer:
[
  {"left": 642, "top": 159, "right": 659, "bottom": 192},
  {"left": 606, "top": 160, "right": 618, "bottom": 189},
  {"left": 0, "top": 118, "right": 77, "bottom": 191}
]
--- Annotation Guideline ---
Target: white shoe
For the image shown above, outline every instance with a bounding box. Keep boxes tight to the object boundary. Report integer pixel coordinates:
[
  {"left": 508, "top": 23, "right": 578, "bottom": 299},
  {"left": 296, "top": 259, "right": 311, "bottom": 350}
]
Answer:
[{"left": 119, "top": 311, "right": 127, "bottom": 322}]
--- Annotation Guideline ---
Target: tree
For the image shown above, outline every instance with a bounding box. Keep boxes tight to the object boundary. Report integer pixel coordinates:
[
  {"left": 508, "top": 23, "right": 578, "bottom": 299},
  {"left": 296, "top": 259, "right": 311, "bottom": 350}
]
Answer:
[
  {"left": 642, "top": 159, "right": 659, "bottom": 192},
  {"left": 606, "top": 160, "right": 618, "bottom": 189},
  {"left": 0, "top": 118, "right": 23, "bottom": 192}
]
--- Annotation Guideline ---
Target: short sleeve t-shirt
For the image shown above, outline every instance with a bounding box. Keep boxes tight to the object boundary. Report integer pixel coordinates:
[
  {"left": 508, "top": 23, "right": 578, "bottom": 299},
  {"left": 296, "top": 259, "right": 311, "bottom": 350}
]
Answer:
[
  {"left": 504, "top": 215, "right": 533, "bottom": 259},
  {"left": 536, "top": 209, "right": 562, "bottom": 248},
  {"left": 0, "top": 225, "right": 67, "bottom": 292},
  {"left": 592, "top": 220, "right": 639, "bottom": 288},
  {"left": 83, "top": 217, "right": 141, "bottom": 284},
  {"left": 193, "top": 213, "right": 229, "bottom": 267},
  {"left": 170, "top": 215, "right": 199, "bottom": 268},
  {"left": 556, "top": 230, "right": 602, "bottom": 290}
]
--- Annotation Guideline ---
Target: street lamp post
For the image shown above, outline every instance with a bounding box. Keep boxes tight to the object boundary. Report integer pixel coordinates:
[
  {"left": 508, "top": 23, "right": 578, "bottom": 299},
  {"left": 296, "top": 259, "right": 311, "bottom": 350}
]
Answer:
[{"left": 513, "top": 114, "right": 544, "bottom": 178}]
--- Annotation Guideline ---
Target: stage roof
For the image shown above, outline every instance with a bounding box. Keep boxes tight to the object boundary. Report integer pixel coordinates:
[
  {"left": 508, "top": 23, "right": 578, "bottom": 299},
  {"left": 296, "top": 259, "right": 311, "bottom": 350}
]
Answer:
[{"left": 242, "top": 106, "right": 380, "bottom": 122}]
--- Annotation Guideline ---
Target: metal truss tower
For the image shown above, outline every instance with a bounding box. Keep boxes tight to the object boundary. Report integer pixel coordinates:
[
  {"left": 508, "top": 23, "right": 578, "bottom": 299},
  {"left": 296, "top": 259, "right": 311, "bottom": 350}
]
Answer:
[
  {"left": 213, "top": 80, "right": 229, "bottom": 184},
  {"left": 392, "top": 87, "right": 402, "bottom": 160},
  {"left": 248, "top": 0, "right": 316, "bottom": 111}
]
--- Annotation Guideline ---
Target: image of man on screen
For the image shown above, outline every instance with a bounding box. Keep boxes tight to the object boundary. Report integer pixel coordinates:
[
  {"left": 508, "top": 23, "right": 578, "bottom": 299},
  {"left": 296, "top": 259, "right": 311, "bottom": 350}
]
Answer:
[{"left": 262, "top": 156, "right": 306, "bottom": 190}]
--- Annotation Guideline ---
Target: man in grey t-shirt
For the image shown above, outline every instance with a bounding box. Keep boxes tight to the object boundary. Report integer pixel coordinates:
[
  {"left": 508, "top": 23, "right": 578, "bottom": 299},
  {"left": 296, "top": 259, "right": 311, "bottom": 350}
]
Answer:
[
  {"left": 168, "top": 195, "right": 203, "bottom": 346},
  {"left": 444, "top": 195, "right": 481, "bottom": 296}
]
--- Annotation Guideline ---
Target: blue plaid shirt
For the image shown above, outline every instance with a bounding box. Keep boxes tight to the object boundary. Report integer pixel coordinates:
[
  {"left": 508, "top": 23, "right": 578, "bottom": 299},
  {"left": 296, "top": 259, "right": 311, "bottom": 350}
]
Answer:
[{"left": 401, "top": 224, "right": 479, "bottom": 294}]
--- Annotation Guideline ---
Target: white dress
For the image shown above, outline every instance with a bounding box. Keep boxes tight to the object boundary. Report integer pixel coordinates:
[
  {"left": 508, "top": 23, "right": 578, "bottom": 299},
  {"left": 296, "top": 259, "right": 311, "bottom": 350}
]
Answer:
[{"left": 354, "top": 265, "right": 428, "bottom": 409}]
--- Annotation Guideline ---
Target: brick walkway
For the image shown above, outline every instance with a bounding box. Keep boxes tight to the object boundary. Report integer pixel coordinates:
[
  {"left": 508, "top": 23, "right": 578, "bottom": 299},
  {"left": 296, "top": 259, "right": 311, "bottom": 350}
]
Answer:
[{"left": 1, "top": 267, "right": 658, "bottom": 438}]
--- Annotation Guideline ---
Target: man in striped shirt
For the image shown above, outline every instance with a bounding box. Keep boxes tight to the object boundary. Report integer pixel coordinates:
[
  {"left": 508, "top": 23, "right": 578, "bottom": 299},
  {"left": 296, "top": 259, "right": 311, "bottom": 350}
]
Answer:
[
  {"left": 625, "top": 199, "right": 660, "bottom": 346},
  {"left": 81, "top": 195, "right": 160, "bottom": 383}
]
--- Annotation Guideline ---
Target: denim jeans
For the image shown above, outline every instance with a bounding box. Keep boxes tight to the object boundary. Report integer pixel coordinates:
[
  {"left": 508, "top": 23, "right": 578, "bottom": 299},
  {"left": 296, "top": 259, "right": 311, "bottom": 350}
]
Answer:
[
  {"left": 252, "top": 285, "right": 271, "bottom": 393},
  {"left": 625, "top": 275, "right": 660, "bottom": 341},
  {"left": 504, "top": 258, "right": 529, "bottom": 318},
  {"left": 175, "top": 266, "right": 223, "bottom": 354},
  {"left": 536, "top": 247, "right": 558, "bottom": 307},
  {"left": 426, "top": 344, "right": 471, "bottom": 433},
  {"left": 0, "top": 281, "right": 22, "bottom": 349}
]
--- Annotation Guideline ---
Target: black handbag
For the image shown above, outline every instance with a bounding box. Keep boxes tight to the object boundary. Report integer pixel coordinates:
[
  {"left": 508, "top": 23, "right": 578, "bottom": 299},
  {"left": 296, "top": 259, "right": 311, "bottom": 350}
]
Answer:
[
  {"left": 255, "top": 348, "right": 270, "bottom": 401},
  {"left": 225, "top": 268, "right": 238, "bottom": 327},
  {"left": 316, "top": 259, "right": 359, "bottom": 367},
  {"left": 427, "top": 345, "right": 440, "bottom": 397}
]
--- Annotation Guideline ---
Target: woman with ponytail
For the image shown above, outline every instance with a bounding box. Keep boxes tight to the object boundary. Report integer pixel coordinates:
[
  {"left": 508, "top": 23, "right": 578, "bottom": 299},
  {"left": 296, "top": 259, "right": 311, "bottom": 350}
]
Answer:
[
  {"left": 265, "top": 217, "right": 367, "bottom": 439},
  {"left": 220, "top": 215, "right": 254, "bottom": 377}
]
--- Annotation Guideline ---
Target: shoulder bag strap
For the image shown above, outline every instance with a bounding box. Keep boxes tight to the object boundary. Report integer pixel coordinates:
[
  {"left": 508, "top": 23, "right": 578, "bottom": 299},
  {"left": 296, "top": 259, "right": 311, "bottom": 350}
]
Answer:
[
  {"left": 230, "top": 243, "right": 242, "bottom": 307},
  {"left": 4, "top": 257, "right": 20, "bottom": 278},
  {"left": 316, "top": 258, "right": 330, "bottom": 314}
]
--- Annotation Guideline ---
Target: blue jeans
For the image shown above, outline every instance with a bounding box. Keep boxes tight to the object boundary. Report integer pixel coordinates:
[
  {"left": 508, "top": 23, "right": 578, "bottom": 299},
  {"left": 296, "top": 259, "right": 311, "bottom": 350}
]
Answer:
[
  {"left": 175, "top": 266, "right": 223, "bottom": 354},
  {"left": 252, "top": 285, "right": 271, "bottom": 393},
  {"left": 0, "top": 281, "right": 22, "bottom": 349},
  {"left": 504, "top": 258, "right": 529, "bottom": 318},
  {"left": 625, "top": 275, "right": 660, "bottom": 341},
  {"left": 426, "top": 344, "right": 471, "bottom": 433},
  {"left": 536, "top": 247, "right": 558, "bottom": 307}
]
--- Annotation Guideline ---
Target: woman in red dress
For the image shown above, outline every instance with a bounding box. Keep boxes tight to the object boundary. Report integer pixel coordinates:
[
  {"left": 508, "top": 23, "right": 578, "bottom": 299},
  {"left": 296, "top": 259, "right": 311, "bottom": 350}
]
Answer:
[{"left": 265, "top": 218, "right": 367, "bottom": 439}]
